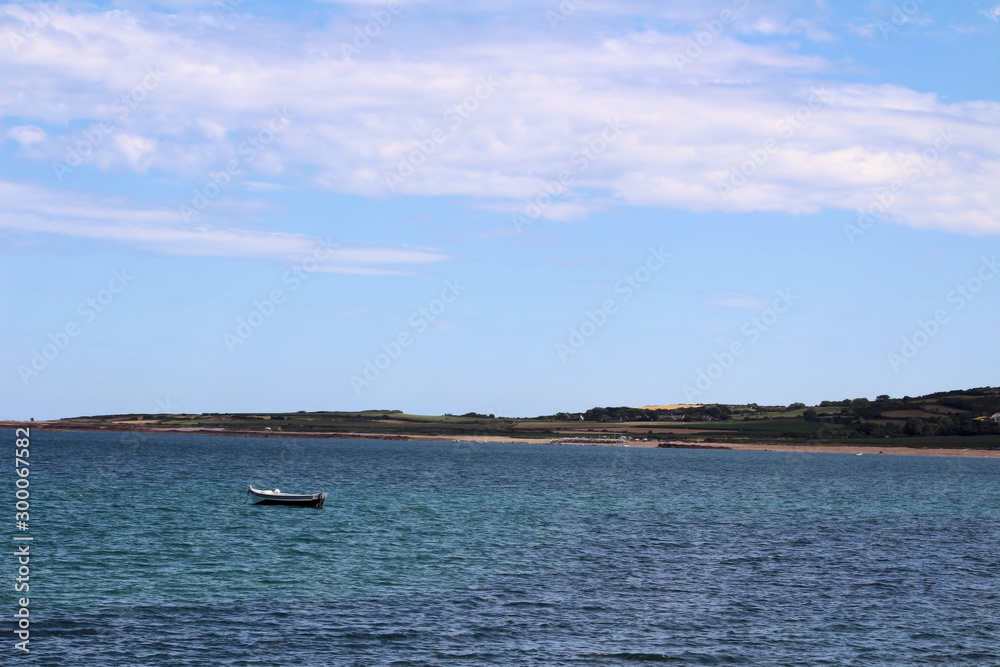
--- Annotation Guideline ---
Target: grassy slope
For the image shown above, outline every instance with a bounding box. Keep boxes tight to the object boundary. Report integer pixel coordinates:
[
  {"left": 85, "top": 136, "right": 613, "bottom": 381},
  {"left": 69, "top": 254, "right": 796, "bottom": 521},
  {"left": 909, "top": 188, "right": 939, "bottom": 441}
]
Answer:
[{"left": 19, "top": 389, "right": 1000, "bottom": 450}]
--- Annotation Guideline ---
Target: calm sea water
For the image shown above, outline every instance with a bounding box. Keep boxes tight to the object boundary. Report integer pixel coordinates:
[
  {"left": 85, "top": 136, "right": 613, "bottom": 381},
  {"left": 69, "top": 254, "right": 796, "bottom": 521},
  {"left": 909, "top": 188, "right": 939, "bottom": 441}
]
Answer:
[{"left": 4, "top": 430, "right": 1000, "bottom": 665}]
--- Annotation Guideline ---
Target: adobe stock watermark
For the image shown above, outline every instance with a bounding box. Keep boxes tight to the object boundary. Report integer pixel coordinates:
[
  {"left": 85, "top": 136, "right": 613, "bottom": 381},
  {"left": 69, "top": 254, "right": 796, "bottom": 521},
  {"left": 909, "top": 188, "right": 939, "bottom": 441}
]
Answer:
[
  {"left": 213, "top": 0, "right": 243, "bottom": 20},
  {"left": 546, "top": 0, "right": 585, "bottom": 30},
  {"left": 887, "top": 256, "right": 998, "bottom": 372},
  {"left": 17, "top": 269, "right": 135, "bottom": 385},
  {"left": 12, "top": 425, "right": 32, "bottom": 653},
  {"left": 340, "top": 0, "right": 403, "bottom": 60},
  {"left": 672, "top": 0, "right": 751, "bottom": 72},
  {"left": 383, "top": 75, "right": 501, "bottom": 191},
  {"left": 179, "top": 108, "right": 291, "bottom": 222},
  {"left": 556, "top": 246, "right": 669, "bottom": 362},
  {"left": 717, "top": 87, "right": 832, "bottom": 200},
  {"left": 874, "top": 0, "right": 928, "bottom": 39},
  {"left": 681, "top": 289, "right": 798, "bottom": 401},
  {"left": 350, "top": 279, "right": 467, "bottom": 394},
  {"left": 7, "top": 1, "right": 62, "bottom": 53},
  {"left": 224, "top": 238, "right": 338, "bottom": 352},
  {"left": 845, "top": 126, "right": 957, "bottom": 244},
  {"left": 155, "top": 396, "right": 180, "bottom": 413},
  {"left": 512, "top": 118, "right": 627, "bottom": 234},
  {"left": 51, "top": 67, "right": 167, "bottom": 182}
]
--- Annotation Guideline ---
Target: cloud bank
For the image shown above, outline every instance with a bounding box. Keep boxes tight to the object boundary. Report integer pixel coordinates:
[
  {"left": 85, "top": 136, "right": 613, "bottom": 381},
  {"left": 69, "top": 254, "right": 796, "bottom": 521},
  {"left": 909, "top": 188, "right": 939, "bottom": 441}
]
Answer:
[{"left": 1, "top": 0, "right": 997, "bottom": 245}]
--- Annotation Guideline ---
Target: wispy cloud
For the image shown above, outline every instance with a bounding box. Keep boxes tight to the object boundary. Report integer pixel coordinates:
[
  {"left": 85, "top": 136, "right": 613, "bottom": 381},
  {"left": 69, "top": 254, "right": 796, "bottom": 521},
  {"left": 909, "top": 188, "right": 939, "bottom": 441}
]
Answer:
[
  {"left": 982, "top": 4, "right": 1000, "bottom": 21},
  {"left": 0, "top": 181, "right": 448, "bottom": 273},
  {"left": 7, "top": 125, "right": 47, "bottom": 147}
]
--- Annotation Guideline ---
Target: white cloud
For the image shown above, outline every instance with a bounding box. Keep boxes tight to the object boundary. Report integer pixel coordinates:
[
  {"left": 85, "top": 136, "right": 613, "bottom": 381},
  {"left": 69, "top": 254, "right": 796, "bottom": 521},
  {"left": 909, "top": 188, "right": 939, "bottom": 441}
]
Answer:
[
  {"left": 243, "top": 181, "right": 284, "bottom": 192},
  {"left": 0, "top": 181, "right": 449, "bottom": 273},
  {"left": 6, "top": 125, "right": 47, "bottom": 146},
  {"left": 112, "top": 134, "right": 158, "bottom": 171},
  {"left": 0, "top": 4, "right": 998, "bottom": 236}
]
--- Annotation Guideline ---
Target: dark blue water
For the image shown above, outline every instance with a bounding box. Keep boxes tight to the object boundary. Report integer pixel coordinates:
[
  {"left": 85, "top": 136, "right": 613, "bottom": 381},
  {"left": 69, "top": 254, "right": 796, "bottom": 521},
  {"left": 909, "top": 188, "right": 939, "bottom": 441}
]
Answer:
[{"left": 4, "top": 430, "right": 1000, "bottom": 665}]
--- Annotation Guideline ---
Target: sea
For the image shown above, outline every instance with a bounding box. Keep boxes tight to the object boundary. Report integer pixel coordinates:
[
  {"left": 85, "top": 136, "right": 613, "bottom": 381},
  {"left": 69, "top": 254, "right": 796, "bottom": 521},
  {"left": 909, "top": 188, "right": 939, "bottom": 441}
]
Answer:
[{"left": 4, "top": 430, "right": 1000, "bottom": 665}]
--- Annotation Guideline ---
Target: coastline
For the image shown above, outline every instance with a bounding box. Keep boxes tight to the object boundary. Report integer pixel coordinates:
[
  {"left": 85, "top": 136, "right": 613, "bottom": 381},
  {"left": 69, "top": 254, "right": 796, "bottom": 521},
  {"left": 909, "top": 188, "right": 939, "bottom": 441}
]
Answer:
[
  {"left": 5, "top": 423, "right": 999, "bottom": 457},
  {"left": 688, "top": 441, "right": 1000, "bottom": 459}
]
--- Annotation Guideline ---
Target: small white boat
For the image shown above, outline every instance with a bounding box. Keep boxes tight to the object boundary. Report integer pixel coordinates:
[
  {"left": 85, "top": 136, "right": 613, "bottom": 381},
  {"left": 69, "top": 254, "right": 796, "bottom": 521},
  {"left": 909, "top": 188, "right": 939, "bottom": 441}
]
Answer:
[{"left": 246, "top": 485, "right": 326, "bottom": 507}]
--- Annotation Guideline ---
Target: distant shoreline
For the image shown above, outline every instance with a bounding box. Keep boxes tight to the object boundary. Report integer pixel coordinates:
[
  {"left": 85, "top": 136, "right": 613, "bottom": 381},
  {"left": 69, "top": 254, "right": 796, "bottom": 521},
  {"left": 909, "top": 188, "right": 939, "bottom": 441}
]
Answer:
[
  {"left": 5, "top": 423, "right": 999, "bottom": 458},
  {"left": 701, "top": 441, "right": 1000, "bottom": 458}
]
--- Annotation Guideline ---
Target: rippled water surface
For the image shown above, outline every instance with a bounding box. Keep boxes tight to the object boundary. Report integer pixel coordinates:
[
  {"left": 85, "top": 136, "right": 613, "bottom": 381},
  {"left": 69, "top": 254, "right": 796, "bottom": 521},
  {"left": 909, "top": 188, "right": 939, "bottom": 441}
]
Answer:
[{"left": 7, "top": 431, "right": 1000, "bottom": 665}]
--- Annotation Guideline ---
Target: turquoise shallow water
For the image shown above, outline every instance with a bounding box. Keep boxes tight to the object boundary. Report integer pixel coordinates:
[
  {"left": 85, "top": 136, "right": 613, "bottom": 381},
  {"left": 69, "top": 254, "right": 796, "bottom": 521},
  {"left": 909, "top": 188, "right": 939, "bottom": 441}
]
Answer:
[{"left": 4, "top": 430, "right": 1000, "bottom": 665}]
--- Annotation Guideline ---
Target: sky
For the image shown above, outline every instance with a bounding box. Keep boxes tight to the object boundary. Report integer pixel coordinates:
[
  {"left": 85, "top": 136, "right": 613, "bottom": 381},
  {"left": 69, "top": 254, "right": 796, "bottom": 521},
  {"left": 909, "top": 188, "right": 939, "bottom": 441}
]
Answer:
[{"left": 1, "top": 0, "right": 998, "bottom": 420}]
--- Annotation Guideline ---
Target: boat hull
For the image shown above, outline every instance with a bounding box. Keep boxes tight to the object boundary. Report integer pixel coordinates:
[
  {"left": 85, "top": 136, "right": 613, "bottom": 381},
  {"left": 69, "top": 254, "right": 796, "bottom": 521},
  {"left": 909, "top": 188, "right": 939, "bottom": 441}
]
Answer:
[{"left": 248, "top": 486, "right": 327, "bottom": 508}]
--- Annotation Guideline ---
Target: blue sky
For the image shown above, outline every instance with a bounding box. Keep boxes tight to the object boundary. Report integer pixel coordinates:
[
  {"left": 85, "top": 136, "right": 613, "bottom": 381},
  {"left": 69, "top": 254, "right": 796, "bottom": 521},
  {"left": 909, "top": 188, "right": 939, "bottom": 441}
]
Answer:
[{"left": 1, "top": 0, "right": 998, "bottom": 420}]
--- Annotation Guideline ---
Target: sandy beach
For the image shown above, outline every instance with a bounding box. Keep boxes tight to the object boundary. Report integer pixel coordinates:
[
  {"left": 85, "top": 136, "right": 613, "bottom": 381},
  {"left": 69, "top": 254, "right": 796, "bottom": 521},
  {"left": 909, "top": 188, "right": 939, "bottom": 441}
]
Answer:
[
  {"left": 442, "top": 435, "right": 1000, "bottom": 458},
  {"left": 703, "top": 441, "right": 1000, "bottom": 458}
]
